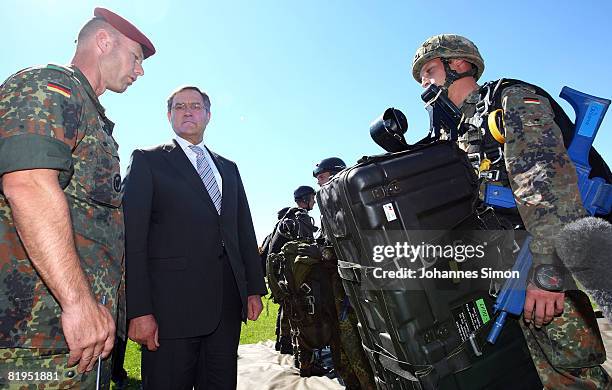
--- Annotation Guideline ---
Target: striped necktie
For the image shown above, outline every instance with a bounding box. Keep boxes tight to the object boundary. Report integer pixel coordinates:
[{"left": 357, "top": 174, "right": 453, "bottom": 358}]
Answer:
[{"left": 188, "top": 145, "right": 222, "bottom": 214}]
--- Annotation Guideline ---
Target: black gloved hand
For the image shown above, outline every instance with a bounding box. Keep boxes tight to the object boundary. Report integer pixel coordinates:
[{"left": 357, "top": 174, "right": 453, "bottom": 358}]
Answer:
[{"left": 296, "top": 243, "right": 322, "bottom": 260}]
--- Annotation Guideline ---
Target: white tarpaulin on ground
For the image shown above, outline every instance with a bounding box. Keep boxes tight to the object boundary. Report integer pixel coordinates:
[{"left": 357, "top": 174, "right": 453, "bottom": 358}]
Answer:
[
  {"left": 237, "top": 340, "right": 343, "bottom": 389},
  {"left": 237, "top": 319, "right": 612, "bottom": 389}
]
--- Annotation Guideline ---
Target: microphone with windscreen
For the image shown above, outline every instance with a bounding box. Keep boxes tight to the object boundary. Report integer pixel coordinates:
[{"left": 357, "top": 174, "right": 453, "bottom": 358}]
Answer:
[{"left": 555, "top": 216, "right": 612, "bottom": 322}]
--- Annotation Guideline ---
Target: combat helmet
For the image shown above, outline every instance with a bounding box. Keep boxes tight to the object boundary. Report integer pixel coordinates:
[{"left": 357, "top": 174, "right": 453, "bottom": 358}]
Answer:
[
  {"left": 312, "top": 157, "right": 346, "bottom": 178},
  {"left": 412, "top": 34, "right": 485, "bottom": 84},
  {"left": 293, "top": 185, "right": 316, "bottom": 202}
]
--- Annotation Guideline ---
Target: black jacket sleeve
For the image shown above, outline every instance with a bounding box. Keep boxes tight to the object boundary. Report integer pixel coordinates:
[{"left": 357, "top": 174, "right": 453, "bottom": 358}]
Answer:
[
  {"left": 235, "top": 167, "right": 268, "bottom": 296},
  {"left": 123, "top": 150, "right": 155, "bottom": 319}
]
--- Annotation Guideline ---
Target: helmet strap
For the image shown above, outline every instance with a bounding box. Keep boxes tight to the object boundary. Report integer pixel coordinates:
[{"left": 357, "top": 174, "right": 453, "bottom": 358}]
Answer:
[
  {"left": 441, "top": 58, "right": 477, "bottom": 90},
  {"left": 303, "top": 199, "right": 313, "bottom": 211}
]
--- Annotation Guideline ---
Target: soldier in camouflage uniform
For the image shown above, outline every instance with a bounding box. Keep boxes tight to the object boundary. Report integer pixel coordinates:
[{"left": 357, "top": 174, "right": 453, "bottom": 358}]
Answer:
[
  {"left": 0, "top": 8, "right": 154, "bottom": 390},
  {"left": 411, "top": 33, "right": 610, "bottom": 389},
  {"left": 301, "top": 157, "right": 377, "bottom": 389},
  {"left": 265, "top": 187, "right": 334, "bottom": 376},
  {"left": 287, "top": 186, "right": 333, "bottom": 377},
  {"left": 263, "top": 202, "right": 318, "bottom": 357}
]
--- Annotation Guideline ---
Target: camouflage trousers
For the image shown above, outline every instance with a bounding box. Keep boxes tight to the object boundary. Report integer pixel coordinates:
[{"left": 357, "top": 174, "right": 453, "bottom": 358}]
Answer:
[
  {"left": 520, "top": 290, "right": 611, "bottom": 390},
  {"left": 332, "top": 272, "right": 377, "bottom": 390},
  {"left": 336, "top": 307, "right": 377, "bottom": 390},
  {"left": 0, "top": 347, "right": 111, "bottom": 389}
]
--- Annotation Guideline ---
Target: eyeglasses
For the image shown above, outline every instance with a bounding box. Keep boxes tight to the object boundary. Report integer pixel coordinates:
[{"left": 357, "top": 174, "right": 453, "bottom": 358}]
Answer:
[{"left": 172, "top": 102, "right": 206, "bottom": 111}]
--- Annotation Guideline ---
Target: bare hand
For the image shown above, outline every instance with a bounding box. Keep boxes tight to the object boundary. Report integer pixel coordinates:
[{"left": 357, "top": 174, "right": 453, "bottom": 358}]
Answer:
[
  {"left": 61, "top": 298, "right": 115, "bottom": 373},
  {"left": 128, "top": 314, "right": 159, "bottom": 351},
  {"left": 524, "top": 283, "right": 564, "bottom": 328},
  {"left": 247, "top": 295, "right": 263, "bottom": 321}
]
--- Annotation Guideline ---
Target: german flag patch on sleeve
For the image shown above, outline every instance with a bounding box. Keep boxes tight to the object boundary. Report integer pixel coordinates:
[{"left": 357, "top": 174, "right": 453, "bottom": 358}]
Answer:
[
  {"left": 47, "top": 82, "right": 71, "bottom": 98},
  {"left": 523, "top": 97, "right": 540, "bottom": 105}
]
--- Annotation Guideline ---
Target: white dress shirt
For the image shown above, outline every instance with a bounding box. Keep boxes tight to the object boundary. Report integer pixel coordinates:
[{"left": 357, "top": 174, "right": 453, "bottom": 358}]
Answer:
[{"left": 174, "top": 136, "right": 223, "bottom": 196}]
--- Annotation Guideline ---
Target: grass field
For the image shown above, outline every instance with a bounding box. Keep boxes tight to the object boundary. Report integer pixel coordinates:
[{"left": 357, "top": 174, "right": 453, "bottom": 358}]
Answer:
[{"left": 111, "top": 295, "right": 279, "bottom": 389}]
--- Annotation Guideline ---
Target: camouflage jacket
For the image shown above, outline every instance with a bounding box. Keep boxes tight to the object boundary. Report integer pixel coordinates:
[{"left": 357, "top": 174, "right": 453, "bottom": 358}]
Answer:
[
  {"left": 0, "top": 65, "right": 125, "bottom": 349},
  {"left": 458, "top": 82, "right": 586, "bottom": 267}
]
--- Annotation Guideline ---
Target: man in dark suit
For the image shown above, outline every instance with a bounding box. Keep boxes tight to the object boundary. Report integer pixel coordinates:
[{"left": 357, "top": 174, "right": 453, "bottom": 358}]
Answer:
[{"left": 123, "top": 85, "right": 267, "bottom": 389}]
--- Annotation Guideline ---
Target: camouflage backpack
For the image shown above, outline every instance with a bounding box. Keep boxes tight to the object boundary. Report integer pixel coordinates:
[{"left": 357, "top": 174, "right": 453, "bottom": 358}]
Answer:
[
  {"left": 266, "top": 251, "right": 288, "bottom": 303},
  {"left": 265, "top": 207, "right": 320, "bottom": 301},
  {"left": 275, "top": 240, "right": 333, "bottom": 349}
]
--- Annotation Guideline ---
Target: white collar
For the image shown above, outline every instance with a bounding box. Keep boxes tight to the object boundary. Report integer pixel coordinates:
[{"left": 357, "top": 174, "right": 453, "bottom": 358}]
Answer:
[{"left": 174, "top": 136, "right": 207, "bottom": 153}]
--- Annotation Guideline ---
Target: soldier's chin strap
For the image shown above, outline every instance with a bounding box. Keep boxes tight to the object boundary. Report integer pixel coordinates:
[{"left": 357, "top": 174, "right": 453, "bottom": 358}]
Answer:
[
  {"left": 441, "top": 58, "right": 477, "bottom": 90},
  {"left": 297, "top": 200, "right": 312, "bottom": 211}
]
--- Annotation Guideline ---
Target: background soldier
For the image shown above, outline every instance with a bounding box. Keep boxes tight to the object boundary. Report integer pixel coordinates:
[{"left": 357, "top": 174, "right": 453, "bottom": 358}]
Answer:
[
  {"left": 411, "top": 34, "right": 610, "bottom": 389},
  {"left": 0, "top": 7, "right": 154, "bottom": 389},
  {"left": 266, "top": 185, "right": 340, "bottom": 376},
  {"left": 303, "top": 157, "right": 377, "bottom": 389},
  {"left": 263, "top": 190, "right": 320, "bottom": 359},
  {"left": 270, "top": 185, "right": 334, "bottom": 377},
  {"left": 288, "top": 186, "right": 330, "bottom": 376},
  {"left": 291, "top": 185, "right": 329, "bottom": 376}
]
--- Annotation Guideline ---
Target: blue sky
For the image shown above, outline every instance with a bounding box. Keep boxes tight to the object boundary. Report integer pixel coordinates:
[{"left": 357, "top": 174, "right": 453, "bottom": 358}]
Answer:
[{"left": 3, "top": 0, "right": 611, "bottom": 241}]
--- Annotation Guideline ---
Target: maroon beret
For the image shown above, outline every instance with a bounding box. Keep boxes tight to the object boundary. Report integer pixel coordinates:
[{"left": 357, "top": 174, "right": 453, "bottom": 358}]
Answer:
[{"left": 93, "top": 7, "right": 156, "bottom": 59}]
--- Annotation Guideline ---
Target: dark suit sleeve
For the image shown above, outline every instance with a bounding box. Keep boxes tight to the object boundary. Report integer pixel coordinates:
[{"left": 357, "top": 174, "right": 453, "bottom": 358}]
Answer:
[
  {"left": 123, "top": 150, "right": 155, "bottom": 319},
  {"left": 235, "top": 166, "right": 268, "bottom": 296}
]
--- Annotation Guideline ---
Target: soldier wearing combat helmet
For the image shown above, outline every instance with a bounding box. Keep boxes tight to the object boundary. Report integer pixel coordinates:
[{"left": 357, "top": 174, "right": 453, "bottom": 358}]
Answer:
[
  {"left": 0, "top": 8, "right": 154, "bottom": 389},
  {"left": 299, "top": 157, "right": 377, "bottom": 389},
  {"left": 411, "top": 34, "right": 610, "bottom": 389},
  {"left": 264, "top": 186, "right": 331, "bottom": 377}
]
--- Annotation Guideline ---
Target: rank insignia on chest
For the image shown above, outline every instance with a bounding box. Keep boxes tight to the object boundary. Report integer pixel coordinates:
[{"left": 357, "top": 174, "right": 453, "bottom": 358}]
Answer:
[{"left": 46, "top": 82, "right": 71, "bottom": 98}]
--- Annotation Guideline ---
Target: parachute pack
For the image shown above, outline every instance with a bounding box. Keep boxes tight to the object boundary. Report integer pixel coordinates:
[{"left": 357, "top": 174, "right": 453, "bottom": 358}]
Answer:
[
  {"left": 264, "top": 207, "right": 318, "bottom": 303},
  {"left": 267, "top": 240, "right": 333, "bottom": 350}
]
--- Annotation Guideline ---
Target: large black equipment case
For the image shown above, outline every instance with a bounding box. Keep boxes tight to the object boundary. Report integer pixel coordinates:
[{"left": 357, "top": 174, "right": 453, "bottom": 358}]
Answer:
[{"left": 317, "top": 141, "right": 541, "bottom": 390}]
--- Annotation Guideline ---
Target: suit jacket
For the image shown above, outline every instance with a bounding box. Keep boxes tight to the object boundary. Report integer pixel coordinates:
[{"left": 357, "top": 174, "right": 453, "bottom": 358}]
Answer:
[{"left": 123, "top": 140, "right": 267, "bottom": 339}]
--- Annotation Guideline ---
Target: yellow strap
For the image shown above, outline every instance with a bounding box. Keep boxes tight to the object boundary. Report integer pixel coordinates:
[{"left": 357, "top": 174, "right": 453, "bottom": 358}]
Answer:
[
  {"left": 487, "top": 109, "right": 506, "bottom": 144},
  {"left": 479, "top": 158, "right": 491, "bottom": 172}
]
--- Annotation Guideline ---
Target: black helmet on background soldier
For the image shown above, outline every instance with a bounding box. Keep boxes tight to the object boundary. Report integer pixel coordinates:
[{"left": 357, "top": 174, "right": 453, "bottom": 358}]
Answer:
[
  {"left": 293, "top": 186, "right": 316, "bottom": 202},
  {"left": 312, "top": 157, "right": 346, "bottom": 177},
  {"left": 412, "top": 34, "right": 485, "bottom": 85}
]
